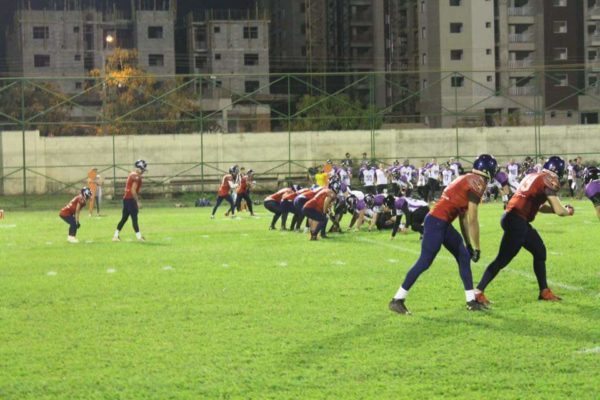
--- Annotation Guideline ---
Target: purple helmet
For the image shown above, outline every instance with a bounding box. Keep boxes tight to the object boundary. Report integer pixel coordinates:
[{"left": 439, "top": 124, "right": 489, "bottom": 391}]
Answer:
[
  {"left": 584, "top": 166, "right": 599, "bottom": 184},
  {"left": 543, "top": 156, "right": 566, "bottom": 179},
  {"left": 472, "top": 154, "right": 498, "bottom": 179}
]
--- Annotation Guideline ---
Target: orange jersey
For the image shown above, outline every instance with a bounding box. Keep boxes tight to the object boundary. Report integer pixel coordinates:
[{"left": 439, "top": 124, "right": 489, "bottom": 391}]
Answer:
[
  {"left": 429, "top": 173, "right": 486, "bottom": 222},
  {"left": 506, "top": 171, "right": 560, "bottom": 222},
  {"left": 87, "top": 169, "right": 98, "bottom": 191},
  {"left": 218, "top": 174, "right": 235, "bottom": 197},
  {"left": 60, "top": 194, "right": 86, "bottom": 217},
  {"left": 299, "top": 188, "right": 321, "bottom": 201},
  {"left": 282, "top": 189, "right": 301, "bottom": 202},
  {"left": 265, "top": 188, "right": 293, "bottom": 203},
  {"left": 304, "top": 189, "right": 334, "bottom": 213},
  {"left": 123, "top": 172, "right": 142, "bottom": 199},
  {"left": 236, "top": 176, "right": 249, "bottom": 194}
]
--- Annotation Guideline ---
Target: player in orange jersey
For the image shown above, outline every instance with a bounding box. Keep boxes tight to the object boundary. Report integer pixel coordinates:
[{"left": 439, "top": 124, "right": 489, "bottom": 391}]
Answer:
[
  {"left": 388, "top": 155, "right": 498, "bottom": 314},
  {"left": 235, "top": 168, "right": 255, "bottom": 216},
  {"left": 113, "top": 160, "right": 147, "bottom": 242},
  {"left": 60, "top": 187, "right": 92, "bottom": 243},
  {"left": 302, "top": 181, "right": 339, "bottom": 240},
  {"left": 87, "top": 167, "right": 98, "bottom": 216},
  {"left": 475, "top": 156, "right": 574, "bottom": 304},
  {"left": 211, "top": 166, "right": 239, "bottom": 219},
  {"left": 264, "top": 187, "right": 294, "bottom": 230}
]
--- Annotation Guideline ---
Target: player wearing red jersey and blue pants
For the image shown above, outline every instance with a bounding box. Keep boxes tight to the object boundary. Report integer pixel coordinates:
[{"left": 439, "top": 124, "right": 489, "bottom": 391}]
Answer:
[
  {"left": 60, "top": 187, "right": 92, "bottom": 243},
  {"left": 264, "top": 187, "right": 294, "bottom": 230},
  {"left": 113, "top": 160, "right": 147, "bottom": 242},
  {"left": 234, "top": 169, "right": 255, "bottom": 216},
  {"left": 389, "top": 155, "right": 498, "bottom": 314},
  {"left": 302, "top": 182, "right": 339, "bottom": 240},
  {"left": 476, "top": 156, "right": 574, "bottom": 304},
  {"left": 211, "top": 166, "right": 238, "bottom": 219}
]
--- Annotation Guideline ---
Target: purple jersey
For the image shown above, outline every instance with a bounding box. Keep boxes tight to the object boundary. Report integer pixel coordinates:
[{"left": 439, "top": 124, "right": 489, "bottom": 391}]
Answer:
[
  {"left": 495, "top": 171, "right": 509, "bottom": 187},
  {"left": 585, "top": 180, "right": 600, "bottom": 207}
]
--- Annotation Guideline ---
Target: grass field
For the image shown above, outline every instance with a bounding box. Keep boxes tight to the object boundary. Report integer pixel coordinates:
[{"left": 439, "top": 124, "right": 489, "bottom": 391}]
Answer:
[{"left": 0, "top": 200, "right": 598, "bottom": 399}]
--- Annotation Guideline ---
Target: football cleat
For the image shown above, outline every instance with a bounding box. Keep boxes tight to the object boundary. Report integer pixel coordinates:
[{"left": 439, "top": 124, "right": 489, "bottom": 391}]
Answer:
[
  {"left": 112, "top": 236, "right": 121, "bottom": 242},
  {"left": 67, "top": 236, "right": 79, "bottom": 243},
  {"left": 538, "top": 288, "right": 562, "bottom": 301},
  {"left": 137, "top": 236, "right": 146, "bottom": 242},
  {"left": 475, "top": 292, "right": 491, "bottom": 306},
  {"left": 466, "top": 300, "right": 487, "bottom": 311},
  {"left": 388, "top": 298, "right": 411, "bottom": 315}
]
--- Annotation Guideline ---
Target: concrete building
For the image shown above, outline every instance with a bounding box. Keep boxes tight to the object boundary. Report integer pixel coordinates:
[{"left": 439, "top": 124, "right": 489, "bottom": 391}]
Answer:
[{"left": 5, "top": 0, "right": 176, "bottom": 93}]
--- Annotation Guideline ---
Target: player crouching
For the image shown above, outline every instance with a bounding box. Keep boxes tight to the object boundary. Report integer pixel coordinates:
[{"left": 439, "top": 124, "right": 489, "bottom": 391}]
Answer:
[
  {"left": 303, "top": 181, "right": 340, "bottom": 240},
  {"left": 59, "top": 187, "right": 92, "bottom": 243}
]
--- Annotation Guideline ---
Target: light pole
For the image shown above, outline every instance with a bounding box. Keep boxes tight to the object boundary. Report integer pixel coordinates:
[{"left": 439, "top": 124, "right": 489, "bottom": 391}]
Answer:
[{"left": 101, "top": 33, "right": 114, "bottom": 136}]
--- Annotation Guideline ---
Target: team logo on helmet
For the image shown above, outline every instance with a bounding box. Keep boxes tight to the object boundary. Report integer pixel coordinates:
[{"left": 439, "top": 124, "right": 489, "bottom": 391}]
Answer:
[{"left": 81, "top": 187, "right": 92, "bottom": 199}]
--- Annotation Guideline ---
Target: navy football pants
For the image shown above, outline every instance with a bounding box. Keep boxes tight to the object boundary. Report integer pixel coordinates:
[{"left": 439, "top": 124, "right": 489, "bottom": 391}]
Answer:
[
  {"left": 61, "top": 215, "right": 78, "bottom": 236},
  {"left": 212, "top": 194, "right": 235, "bottom": 216},
  {"left": 477, "top": 212, "right": 548, "bottom": 292},
  {"left": 116, "top": 198, "right": 139, "bottom": 233},
  {"left": 401, "top": 214, "right": 473, "bottom": 291}
]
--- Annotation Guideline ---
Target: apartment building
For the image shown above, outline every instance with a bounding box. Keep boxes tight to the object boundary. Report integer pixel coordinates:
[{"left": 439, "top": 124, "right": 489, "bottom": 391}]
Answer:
[{"left": 5, "top": 0, "right": 176, "bottom": 93}]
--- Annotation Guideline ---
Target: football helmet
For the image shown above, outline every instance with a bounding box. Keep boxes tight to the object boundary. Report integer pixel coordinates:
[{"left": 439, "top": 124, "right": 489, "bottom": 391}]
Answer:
[
  {"left": 329, "top": 181, "right": 341, "bottom": 193},
  {"left": 364, "top": 194, "right": 375, "bottom": 208},
  {"left": 472, "top": 154, "right": 498, "bottom": 180},
  {"left": 385, "top": 194, "right": 396, "bottom": 210},
  {"left": 543, "top": 156, "right": 566, "bottom": 178},
  {"left": 584, "top": 166, "right": 600, "bottom": 184},
  {"left": 345, "top": 195, "right": 357, "bottom": 213},
  {"left": 134, "top": 159, "right": 147, "bottom": 172},
  {"left": 81, "top": 187, "right": 92, "bottom": 199}
]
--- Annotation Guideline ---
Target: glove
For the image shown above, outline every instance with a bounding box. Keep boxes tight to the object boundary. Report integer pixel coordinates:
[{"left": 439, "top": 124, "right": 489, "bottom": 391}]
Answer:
[
  {"left": 565, "top": 204, "right": 575, "bottom": 216},
  {"left": 467, "top": 244, "right": 480, "bottom": 262},
  {"left": 76, "top": 222, "right": 81, "bottom": 229}
]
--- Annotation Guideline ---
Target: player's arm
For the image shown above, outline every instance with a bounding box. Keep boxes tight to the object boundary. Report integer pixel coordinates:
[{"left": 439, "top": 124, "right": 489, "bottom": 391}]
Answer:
[
  {"left": 461, "top": 194, "right": 482, "bottom": 261},
  {"left": 541, "top": 195, "right": 573, "bottom": 216},
  {"left": 323, "top": 193, "right": 335, "bottom": 214},
  {"left": 391, "top": 213, "right": 403, "bottom": 238},
  {"left": 75, "top": 201, "right": 82, "bottom": 225},
  {"left": 354, "top": 209, "right": 366, "bottom": 230},
  {"left": 595, "top": 205, "right": 600, "bottom": 221},
  {"left": 368, "top": 212, "right": 378, "bottom": 231}
]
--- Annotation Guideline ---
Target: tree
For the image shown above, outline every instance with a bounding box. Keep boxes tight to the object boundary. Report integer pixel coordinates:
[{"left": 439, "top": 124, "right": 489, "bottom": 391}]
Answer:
[
  {"left": 90, "top": 49, "right": 200, "bottom": 135},
  {"left": 291, "top": 94, "right": 382, "bottom": 131}
]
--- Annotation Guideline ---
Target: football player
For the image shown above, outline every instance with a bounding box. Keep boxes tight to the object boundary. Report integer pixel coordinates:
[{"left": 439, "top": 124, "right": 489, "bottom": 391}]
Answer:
[
  {"left": 235, "top": 168, "right": 255, "bottom": 216},
  {"left": 584, "top": 166, "right": 600, "bottom": 221},
  {"left": 60, "top": 187, "right": 92, "bottom": 243},
  {"left": 264, "top": 187, "right": 294, "bottom": 230},
  {"left": 211, "top": 165, "right": 238, "bottom": 219},
  {"left": 113, "top": 160, "right": 147, "bottom": 242},
  {"left": 388, "top": 154, "right": 498, "bottom": 314},
  {"left": 475, "top": 156, "right": 574, "bottom": 305},
  {"left": 292, "top": 186, "right": 322, "bottom": 232},
  {"left": 387, "top": 195, "right": 429, "bottom": 239},
  {"left": 302, "top": 181, "right": 339, "bottom": 240}
]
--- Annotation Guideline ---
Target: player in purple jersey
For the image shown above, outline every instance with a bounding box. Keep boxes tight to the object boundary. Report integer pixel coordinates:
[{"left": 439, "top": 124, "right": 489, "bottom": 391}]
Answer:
[
  {"left": 386, "top": 195, "right": 429, "bottom": 239},
  {"left": 584, "top": 167, "right": 600, "bottom": 220},
  {"left": 367, "top": 194, "right": 388, "bottom": 231},
  {"left": 494, "top": 169, "right": 513, "bottom": 208}
]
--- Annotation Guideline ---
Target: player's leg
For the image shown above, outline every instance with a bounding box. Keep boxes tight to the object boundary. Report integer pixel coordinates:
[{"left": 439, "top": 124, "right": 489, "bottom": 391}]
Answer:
[
  {"left": 61, "top": 215, "right": 77, "bottom": 241},
  {"left": 522, "top": 227, "right": 559, "bottom": 300},
  {"left": 225, "top": 194, "right": 235, "bottom": 216},
  {"left": 244, "top": 193, "right": 254, "bottom": 215},
  {"left": 234, "top": 193, "right": 242, "bottom": 212},
  {"left": 211, "top": 196, "right": 224, "bottom": 217},
  {"left": 476, "top": 213, "right": 527, "bottom": 293},
  {"left": 114, "top": 201, "right": 131, "bottom": 241},
  {"left": 263, "top": 200, "right": 281, "bottom": 229}
]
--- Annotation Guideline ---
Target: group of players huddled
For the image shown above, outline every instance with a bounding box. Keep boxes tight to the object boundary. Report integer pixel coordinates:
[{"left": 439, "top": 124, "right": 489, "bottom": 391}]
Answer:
[{"left": 59, "top": 154, "right": 600, "bottom": 313}]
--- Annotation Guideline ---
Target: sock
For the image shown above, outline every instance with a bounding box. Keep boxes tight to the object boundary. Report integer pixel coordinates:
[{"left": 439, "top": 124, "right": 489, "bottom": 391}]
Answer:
[
  {"left": 114, "top": 229, "right": 120, "bottom": 238},
  {"left": 502, "top": 194, "right": 508, "bottom": 202},
  {"left": 465, "top": 289, "right": 475, "bottom": 302},
  {"left": 136, "top": 232, "right": 143, "bottom": 239},
  {"left": 393, "top": 287, "right": 409, "bottom": 300}
]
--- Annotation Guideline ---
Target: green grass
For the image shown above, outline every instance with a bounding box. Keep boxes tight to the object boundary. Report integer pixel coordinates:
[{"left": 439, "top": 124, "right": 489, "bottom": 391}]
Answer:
[{"left": 0, "top": 201, "right": 598, "bottom": 399}]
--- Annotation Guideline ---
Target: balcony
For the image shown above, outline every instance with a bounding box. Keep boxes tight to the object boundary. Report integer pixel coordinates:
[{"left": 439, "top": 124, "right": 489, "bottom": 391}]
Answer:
[
  {"left": 590, "top": 32, "right": 600, "bottom": 45},
  {"left": 509, "top": 33, "right": 533, "bottom": 42},
  {"left": 508, "top": 6, "right": 535, "bottom": 16},
  {"left": 508, "top": 59, "right": 534, "bottom": 68},
  {"left": 508, "top": 86, "right": 536, "bottom": 96},
  {"left": 590, "top": 6, "right": 600, "bottom": 19}
]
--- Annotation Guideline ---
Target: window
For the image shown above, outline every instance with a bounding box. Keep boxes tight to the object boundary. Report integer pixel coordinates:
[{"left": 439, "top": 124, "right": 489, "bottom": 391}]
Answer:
[
  {"left": 148, "top": 26, "right": 163, "bottom": 39},
  {"left": 244, "top": 53, "right": 259, "bottom": 66},
  {"left": 553, "top": 21, "right": 567, "bottom": 33},
  {"left": 33, "top": 26, "right": 49, "bottom": 39},
  {"left": 421, "top": 1, "right": 426, "bottom": 12},
  {"left": 486, "top": 48, "right": 492, "bottom": 55},
  {"left": 567, "top": 110, "right": 573, "bottom": 117},
  {"left": 450, "top": 23, "right": 463, "bottom": 33},
  {"left": 553, "top": 0, "right": 567, "bottom": 6},
  {"left": 422, "top": 79, "right": 428, "bottom": 90},
  {"left": 554, "top": 47, "right": 568, "bottom": 60},
  {"left": 422, "top": 53, "right": 427, "bottom": 65},
  {"left": 485, "top": 22, "right": 492, "bottom": 28},
  {"left": 75, "top": 82, "right": 82, "bottom": 89},
  {"left": 34, "top": 55, "right": 50, "bottom": 67},
  {"left": 450, "top": 0, "right": 461, "bottom": 6},
  {"left": 421, "top": 27, "right": 426, "bottom": 39},
  {"left": 589, "top": 50, "right": 598, "bottom": 61},
  {"left": 243, "top": 26, "right": 258, "bottom": 39},
  {"left": 214, "top": 53, "right": 221, "bottom": 60},
  {"left": 550, "top": 111, "right": 556, "bottom": 118},
  {"left": 552, "top": 73, "right": 568, "bottom": 86},
  {"left": 195, "top": 55, "right": 207, "bottom": 69},
  {"left": 213, "top": 26, "right": 220, "bottom": 33},
  {"left": 450, "top": 49, "right": 463, "bottom": 60},
  {"left": 74, "top": 54, "right": 81, "bottom": 61},
  {"left": 73, "top": 26, "right": 80, "bottom": 33},
  {"left": 148, "top": 54, "right": 164, "bottom": 67},
  {"left": 245, "top": 80, "right": 260, "bottom": 93},
  {"left": 451, "top": 76, "right": 464, "bottom": 87},
  {"left": 487, "top": 75, "right": 493, "bottom": 82}
]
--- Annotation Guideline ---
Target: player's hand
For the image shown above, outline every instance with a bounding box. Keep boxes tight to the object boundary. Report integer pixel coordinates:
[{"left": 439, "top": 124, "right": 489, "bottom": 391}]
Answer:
[
  {"left": 471, "top": 249, "right": 481, "bottom": 263},
  {"left": 137, "top": 201, "right": 142, "bottom": 209},
  {"left": 565, "top": 204, "right": 574, "bottom": 216},
  {"left": 400, "top": 227, "right": 408, "bottom": 234},
  {"left": 76, "top": 222, "right": 81, "bottom": 229}
]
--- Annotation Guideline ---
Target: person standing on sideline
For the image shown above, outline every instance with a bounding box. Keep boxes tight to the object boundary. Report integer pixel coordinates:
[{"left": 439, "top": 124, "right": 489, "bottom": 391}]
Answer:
[
  {"left": 113, "top": 160, "right": 147, "bottom": 242},
  {"left": 584, "top": 166, "right": 600, "bottom": 221},
  {"left": 388, "top": 154, "right": 498, "bottom": 315},
  {"left": 375, "top": 163, "right": 389, "bottom": 194},
  {"left": 211, "top": 166, "right": 238, "bottom": 219},
  {"left": 475, "top": 156, "right": 574, "bottom": 305},
  {"left": 235, "top": 168, "right": 255, "bottom": 216},
  {"left": 426, "top": 158, "right": 440, "bottom": 202},
  {"left": 60, "top": 187, "right": 92, "bottom": 243},
  {"left": 87, "top": 167, "right": 98, "bottom": 216}
]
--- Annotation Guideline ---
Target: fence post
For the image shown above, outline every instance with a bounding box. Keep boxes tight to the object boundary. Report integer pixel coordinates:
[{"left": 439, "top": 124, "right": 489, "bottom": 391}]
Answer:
[
  {"left": 20, "top": 78, "right": 27, "bottom": 208},
  {"left": 199, "top": 76, "right": 205, "bottom": 195},
  {"left": 454, "top": 72, "right": 460, "bottom": 159},
  {"left": 287, "top": 74, "right": 292, "bottom": 181},
  {"left": 370, "top": 72, "right": 375, "bottom": 160}
]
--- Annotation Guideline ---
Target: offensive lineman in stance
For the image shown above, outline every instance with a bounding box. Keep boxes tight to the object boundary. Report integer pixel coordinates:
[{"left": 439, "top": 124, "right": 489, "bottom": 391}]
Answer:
[
  {"left": 475, "top": 156, "right": 574, "bottom": 304},
  {"left": 389, "top": 155, "right": 498, "bottom": 314},
  {"left": 113, "top": 160, "right": 147, "bottom": 242},
  {"left": 60, "top": 187, "right": 92, "bottom": 243}
]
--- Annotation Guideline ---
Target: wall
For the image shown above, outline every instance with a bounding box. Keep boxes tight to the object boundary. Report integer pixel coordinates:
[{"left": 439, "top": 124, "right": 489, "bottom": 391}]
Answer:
[{"left": 1, "top": 126, "right": 599, "bottom": 195}]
